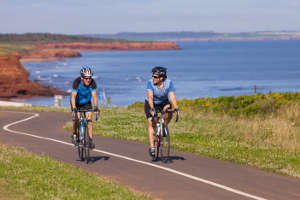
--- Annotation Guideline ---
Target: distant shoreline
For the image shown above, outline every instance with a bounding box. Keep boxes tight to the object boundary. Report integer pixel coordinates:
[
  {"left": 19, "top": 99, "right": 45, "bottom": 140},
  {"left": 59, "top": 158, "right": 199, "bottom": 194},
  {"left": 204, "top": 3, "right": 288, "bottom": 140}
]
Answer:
[
  {"left": 91, "top": 31, "right": 300, "bottom": 42},
  {"left": 172, "top": 37, "right": 300, "bottom": 42}
]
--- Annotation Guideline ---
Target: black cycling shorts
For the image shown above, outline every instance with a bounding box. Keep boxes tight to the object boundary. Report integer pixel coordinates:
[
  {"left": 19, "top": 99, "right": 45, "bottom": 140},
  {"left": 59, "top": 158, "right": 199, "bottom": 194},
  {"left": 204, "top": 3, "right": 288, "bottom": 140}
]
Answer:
[
  {"left": 70, "top": 101, "right": 92, "bottom": 111},
  {"left": 144, "top": 100, "right": 172, "bottom": 119}
]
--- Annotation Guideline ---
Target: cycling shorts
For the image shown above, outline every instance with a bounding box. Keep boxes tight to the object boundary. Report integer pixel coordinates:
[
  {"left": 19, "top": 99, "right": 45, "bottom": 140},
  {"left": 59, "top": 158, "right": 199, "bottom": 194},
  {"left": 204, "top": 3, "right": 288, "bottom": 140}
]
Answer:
[
  {"left": 144, "top": 100, "right": 172, "bottom": 119},
  {"left": 70, "top": 101, "right": 92, "bottom": 111}
]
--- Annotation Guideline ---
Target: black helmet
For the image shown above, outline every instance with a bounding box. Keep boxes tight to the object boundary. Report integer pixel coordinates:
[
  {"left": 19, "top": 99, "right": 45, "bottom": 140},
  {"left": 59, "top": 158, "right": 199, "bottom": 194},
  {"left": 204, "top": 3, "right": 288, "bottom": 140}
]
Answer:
[
  {"left": 80, "top": 66, "right": 93, "bottom": 77},
  {"left": 152, "top": 66, "right": 167, "bottom": 78}
]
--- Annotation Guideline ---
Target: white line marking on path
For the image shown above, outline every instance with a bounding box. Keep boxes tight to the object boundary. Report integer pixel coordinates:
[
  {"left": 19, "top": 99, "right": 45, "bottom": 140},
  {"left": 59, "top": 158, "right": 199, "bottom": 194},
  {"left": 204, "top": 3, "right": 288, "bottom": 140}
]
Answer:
[{"left": 2, "top": 111, "right": 268, "bottom": 200}]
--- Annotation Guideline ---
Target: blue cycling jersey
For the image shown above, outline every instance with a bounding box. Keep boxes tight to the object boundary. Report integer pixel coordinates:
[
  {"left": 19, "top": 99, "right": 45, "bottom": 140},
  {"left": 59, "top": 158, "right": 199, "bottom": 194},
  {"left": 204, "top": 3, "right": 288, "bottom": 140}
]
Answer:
[
  {"left": 71, "top": 77, "right": 97, "bottom": 105},
  {"left": 146, "top": 78, "right": 175, "bottom": 105}
]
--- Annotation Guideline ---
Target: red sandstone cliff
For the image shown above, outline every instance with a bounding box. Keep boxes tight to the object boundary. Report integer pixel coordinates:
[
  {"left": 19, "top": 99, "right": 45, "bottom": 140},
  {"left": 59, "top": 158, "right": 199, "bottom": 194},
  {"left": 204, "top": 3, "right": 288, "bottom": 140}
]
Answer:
[
  {"left": 19, "top": 41, "right": 178, "bottom": 62},
  {"left": 35, "top": 41, "right": 179, "bottom": 51},
  {"left": 21, "top": 48, "right": 81, "bottom": 62},
  {"left": 0, "top": 53, "right": 66, "bottom": 98}
]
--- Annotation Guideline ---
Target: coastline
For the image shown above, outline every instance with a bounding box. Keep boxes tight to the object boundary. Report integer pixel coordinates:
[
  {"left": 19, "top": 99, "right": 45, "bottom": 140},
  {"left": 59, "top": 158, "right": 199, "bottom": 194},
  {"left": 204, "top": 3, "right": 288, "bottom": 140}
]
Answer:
[{"left": 0, "top": 40, "right": 179, "bottom": 100}]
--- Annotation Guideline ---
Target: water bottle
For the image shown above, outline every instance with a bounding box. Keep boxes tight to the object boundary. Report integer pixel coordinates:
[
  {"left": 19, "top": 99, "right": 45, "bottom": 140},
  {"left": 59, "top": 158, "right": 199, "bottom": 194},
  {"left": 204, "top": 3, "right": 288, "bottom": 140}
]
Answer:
[{"left": 156, "top": 123, "right": 161, "bottom": 136}]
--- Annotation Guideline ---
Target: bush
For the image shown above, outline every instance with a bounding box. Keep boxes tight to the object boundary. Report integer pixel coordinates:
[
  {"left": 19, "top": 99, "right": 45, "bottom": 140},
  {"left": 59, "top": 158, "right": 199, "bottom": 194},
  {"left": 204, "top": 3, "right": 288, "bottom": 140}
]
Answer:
[{"left": 129, "top": 91, "right": 300, "bottom": 118}]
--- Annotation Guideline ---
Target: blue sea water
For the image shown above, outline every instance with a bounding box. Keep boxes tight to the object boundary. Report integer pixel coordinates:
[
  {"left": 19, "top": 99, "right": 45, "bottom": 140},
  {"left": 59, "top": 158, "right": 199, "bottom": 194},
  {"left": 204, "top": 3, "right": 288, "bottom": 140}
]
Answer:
[{"left": 18, "top": 40, "right": 300, "bottom": 106}]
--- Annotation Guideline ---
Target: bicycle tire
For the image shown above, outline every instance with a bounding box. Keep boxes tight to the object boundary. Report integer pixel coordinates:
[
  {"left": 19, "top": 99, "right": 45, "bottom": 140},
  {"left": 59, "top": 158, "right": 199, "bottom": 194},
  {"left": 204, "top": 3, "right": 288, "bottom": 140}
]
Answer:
[
  {"left": 153, "top": 135, "right": 160, "bottom": 161},
  {"left": 85, "top": 125, "right": 90, "bottom": 164},
  {"left": 160, "top": 124, "right": 170, "bottom": 162},
  {"left": 78, "top": 124, "right": 85, "bottom": 161}
]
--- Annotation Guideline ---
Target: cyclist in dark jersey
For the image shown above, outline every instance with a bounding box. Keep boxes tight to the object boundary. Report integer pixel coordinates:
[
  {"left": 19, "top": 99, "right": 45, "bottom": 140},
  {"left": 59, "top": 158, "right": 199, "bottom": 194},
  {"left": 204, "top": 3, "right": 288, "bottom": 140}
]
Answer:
[
  {"left": 70, "top": 67, "right": 99, "bottom": 148},
  {"left": 144, "top": 66, "right": 180, "bottom": 156}
]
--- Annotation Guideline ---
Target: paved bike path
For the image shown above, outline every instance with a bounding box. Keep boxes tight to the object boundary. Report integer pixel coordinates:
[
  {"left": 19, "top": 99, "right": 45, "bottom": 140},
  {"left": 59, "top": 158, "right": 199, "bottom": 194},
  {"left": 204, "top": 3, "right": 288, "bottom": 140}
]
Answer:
[{"left": 1, "top": 110, "right": 300, "bottom": 200}]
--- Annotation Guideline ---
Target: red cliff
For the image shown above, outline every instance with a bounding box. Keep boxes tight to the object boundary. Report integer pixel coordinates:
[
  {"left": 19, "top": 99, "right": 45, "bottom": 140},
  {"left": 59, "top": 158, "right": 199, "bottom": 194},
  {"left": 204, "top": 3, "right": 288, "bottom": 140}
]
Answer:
[
  {"left": 21, "top": 48, "right": 81, "bottom": 62},
  {"left": 0, "top": 53, "right": 66, "bottom": 98},
  {"left": 35, "top": 41, "right": 179, "bottom": 50}
]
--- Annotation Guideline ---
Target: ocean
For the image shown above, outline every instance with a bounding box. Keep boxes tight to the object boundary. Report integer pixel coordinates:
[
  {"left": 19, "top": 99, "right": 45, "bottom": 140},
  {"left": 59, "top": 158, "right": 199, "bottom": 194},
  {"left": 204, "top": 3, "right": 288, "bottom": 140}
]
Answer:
[{"left": 17, "top": 40, "right": 300, "bottom": 106}]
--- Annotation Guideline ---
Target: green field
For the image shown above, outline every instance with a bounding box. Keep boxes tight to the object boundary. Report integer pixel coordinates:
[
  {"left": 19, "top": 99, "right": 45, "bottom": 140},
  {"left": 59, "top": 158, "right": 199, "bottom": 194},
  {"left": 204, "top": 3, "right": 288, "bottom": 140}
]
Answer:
[
  {"left": 1, "top": 91, "right": 300, "bottom": 198},
  {"left": 65, "top": 92, "right": 300, "bottom": 178},
  {"left": 0, "top": 144, "right": 152, "bottom": 200}
]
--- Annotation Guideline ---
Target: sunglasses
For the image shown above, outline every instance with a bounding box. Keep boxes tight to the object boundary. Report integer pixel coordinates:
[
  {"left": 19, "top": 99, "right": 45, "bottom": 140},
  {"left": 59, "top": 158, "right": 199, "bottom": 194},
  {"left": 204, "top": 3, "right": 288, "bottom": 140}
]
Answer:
[
  {"left": 83, "top": 77, "right": 91, "bottom": 80},
  {"left": 152, "top": 75, "right": 160, "bottom": 79}
]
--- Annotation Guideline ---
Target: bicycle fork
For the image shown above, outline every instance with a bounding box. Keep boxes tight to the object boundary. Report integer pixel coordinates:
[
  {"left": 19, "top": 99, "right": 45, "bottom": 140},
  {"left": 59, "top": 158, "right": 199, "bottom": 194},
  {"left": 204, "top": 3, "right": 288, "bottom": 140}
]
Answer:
[
  {"left": 79, "top": 117, "right": 87, "bottom": 144},
  {"left": 156, "top": 122, "right": 162, "bottom": 147}
]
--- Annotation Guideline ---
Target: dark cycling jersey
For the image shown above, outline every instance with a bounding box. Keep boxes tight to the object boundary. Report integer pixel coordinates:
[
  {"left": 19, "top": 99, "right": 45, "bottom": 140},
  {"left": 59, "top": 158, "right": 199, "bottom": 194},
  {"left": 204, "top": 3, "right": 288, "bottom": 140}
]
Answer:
[
  {"left": 72, "top": 77, "right": 97, "bottom": 105},
  {"left": 146, "top": 78, "right": 175, "bottom": 105}
]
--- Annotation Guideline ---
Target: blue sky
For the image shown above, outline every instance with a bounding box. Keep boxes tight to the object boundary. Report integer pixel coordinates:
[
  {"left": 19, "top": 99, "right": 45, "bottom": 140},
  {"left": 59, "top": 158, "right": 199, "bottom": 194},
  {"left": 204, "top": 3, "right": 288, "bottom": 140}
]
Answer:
[{"left": 1, "top": 0, "right": 300, "bottom": 34}]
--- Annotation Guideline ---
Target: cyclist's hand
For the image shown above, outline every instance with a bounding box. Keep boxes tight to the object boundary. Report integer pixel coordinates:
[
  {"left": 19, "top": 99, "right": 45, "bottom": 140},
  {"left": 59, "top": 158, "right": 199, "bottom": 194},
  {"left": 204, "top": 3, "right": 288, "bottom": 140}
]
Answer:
[
  {"left": 93, "top": 106, "right": 100, "bottom": 120},
  {"left": 71, "top": 107, "right": 76, "bottom": 120}
]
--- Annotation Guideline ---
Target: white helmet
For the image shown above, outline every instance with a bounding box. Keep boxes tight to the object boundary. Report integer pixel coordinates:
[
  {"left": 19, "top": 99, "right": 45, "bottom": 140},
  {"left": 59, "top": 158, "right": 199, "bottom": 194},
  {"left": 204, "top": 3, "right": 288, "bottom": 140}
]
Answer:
[{"left": 80, "top": 66, "right": 93, "bottom": 77}]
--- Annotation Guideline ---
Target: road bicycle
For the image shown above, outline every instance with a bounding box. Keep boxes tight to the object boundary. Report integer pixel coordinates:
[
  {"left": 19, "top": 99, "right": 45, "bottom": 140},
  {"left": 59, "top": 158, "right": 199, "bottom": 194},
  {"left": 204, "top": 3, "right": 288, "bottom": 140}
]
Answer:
[
  {"left": 73, "top": 108, "right": 99, "bottom": 164},
  {"left": 152, "top": 108, "right": 179, "bottom": 162}
]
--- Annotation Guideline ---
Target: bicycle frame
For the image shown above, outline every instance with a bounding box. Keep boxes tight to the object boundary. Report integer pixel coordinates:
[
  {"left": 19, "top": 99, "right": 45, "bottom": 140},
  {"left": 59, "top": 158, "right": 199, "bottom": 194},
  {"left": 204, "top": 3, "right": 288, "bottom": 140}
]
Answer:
[
  {"left": 152, "top": 109, "right": 178, "bottom": 162},
  {"left": 75, "top": 108, "right": 98, "bottom": 164}
]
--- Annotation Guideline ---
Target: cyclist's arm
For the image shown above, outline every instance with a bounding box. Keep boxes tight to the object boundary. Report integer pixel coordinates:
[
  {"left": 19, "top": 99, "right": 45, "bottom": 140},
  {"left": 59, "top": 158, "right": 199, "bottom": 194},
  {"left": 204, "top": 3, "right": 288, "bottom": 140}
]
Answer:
[
  {"left": 169, "top": 91, "right": 178, "bottom": 109},
  {"left": 92, "top": 91, "right": 98, "bottom": 107},
  {"left": 71, "top": 91, "right": 77, "bottom": 110},
  {"left": 147, "top": 90, "right": 155, "bottom": 109}
]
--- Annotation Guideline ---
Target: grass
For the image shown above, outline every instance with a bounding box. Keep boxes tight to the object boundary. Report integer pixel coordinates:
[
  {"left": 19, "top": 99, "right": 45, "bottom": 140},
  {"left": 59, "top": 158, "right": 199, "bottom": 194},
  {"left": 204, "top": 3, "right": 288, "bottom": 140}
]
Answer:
[
  {"left": 65, "top": 99, "right": 300, "bottom": 178},
  {"left": 2, "top": 91, "right": 300, "bottom": 191},
  {"left": 0, "top": 144, "right": 152, "bottom": 200}
]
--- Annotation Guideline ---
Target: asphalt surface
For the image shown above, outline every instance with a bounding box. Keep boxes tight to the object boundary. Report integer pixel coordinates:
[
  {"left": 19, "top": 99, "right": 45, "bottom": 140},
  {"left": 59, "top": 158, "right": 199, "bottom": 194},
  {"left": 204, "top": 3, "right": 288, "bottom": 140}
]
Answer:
[{"left": 1, "top": 109, "right": 300, "bottom": 200}]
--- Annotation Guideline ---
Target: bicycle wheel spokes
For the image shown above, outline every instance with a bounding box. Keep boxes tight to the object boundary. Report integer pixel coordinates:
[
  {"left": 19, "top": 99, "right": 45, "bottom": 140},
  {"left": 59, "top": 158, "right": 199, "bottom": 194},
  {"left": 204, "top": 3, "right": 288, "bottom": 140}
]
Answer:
[{"left": 160, "top": 125, "right": 170, "bottom": 162}]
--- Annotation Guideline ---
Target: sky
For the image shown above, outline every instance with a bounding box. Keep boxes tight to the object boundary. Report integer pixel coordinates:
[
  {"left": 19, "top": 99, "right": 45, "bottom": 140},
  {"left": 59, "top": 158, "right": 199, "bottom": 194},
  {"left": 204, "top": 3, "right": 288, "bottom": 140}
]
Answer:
[{"left": 1, "top": 0, "right": 300, "bottom": 34}]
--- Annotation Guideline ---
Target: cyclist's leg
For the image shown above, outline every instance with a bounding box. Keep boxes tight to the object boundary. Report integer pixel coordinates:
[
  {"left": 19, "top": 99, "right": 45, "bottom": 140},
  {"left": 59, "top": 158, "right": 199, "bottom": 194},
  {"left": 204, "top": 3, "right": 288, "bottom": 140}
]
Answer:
[
  {"left": 86, "top": 112, "right": 93, "bottom": 138},
  {"left": 71, "top": 102, "right": 80, "bottom": 143},
  {"left": 147, "top": 117, "right": 155, "bottom": 147},
  {"left": 144, "top": 100, "right": 157, "bottom": 155},
  {"left": 162, "top": 103, "right": 173, "bottom": 125},
  {"left": 86, "top": 113, "right": 95, "bottom": 149}
]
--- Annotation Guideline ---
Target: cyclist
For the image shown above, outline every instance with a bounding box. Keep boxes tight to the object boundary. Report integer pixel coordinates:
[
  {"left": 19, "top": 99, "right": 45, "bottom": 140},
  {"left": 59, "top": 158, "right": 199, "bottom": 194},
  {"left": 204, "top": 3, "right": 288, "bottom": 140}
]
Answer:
[
  {"left": 70, "top": 66, "right": 99, "bottom": 149},
  {"left": 144, "top": 66, "right": 180, "bottom": 156}
]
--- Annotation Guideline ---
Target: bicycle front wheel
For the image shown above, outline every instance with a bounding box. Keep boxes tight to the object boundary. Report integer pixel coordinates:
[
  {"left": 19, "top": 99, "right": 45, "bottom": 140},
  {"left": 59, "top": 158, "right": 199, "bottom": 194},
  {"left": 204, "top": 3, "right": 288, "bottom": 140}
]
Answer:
[
  {"left": 84, "top": 125, "right": 90, "bottom": 164},
  {"left": 78, "top": 139, "right": 85, "bottom": 161},
  {"left": 78, "top": 124, "right": 85, "bottom": 161},
  {"left": 160, "top": 124, "right": 170, "bottom": 162},
  {"left": 153, "top": 134, "right": 161, "bottom": 161}
]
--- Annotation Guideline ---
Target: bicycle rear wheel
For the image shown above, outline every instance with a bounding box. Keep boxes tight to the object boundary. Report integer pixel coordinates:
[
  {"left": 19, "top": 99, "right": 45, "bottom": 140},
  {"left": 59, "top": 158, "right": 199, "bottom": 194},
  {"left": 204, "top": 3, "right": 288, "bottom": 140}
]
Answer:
[{"left": 160, "top": 124, "right": 170, "bottom": 162}]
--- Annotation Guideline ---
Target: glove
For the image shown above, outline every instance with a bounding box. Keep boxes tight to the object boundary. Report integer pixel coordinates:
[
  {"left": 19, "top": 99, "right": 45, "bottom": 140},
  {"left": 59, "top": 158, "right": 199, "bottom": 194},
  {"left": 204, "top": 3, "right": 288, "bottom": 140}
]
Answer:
[{"left": 71, "top": 107, "right": 77, "bottom": 121}]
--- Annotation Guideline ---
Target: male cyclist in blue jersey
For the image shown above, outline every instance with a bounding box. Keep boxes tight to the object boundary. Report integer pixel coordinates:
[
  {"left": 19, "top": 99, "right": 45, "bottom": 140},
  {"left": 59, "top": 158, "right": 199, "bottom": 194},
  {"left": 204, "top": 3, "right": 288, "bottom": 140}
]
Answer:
[
  {"left": 144, "top": 66, "right": 180, "bottom": 156},
  {"left": 71, "top": 67, "right": 99, "bottom": 149}
]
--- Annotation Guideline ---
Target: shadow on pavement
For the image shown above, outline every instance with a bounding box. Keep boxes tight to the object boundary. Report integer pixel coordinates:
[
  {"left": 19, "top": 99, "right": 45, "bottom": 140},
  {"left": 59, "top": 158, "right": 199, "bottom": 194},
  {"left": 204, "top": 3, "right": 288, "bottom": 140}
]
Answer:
[
  {"left": 152, "top": 155, "right": 185, "bottom": 163},
  {"left": 90, "top": 156, "right": 110, "bottom": 163}
]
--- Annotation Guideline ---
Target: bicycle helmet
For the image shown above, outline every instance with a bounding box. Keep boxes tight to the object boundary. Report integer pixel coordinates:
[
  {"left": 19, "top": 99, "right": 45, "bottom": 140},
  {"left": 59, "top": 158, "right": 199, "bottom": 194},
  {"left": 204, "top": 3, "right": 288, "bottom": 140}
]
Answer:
[
  {"left": 80, "top": 66, "right": 93, "bottom": 77},
  {"left": 152, "top": 66, "right": 167, "bottom": 78}
]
